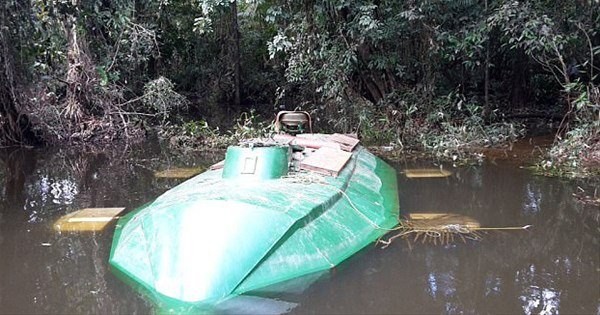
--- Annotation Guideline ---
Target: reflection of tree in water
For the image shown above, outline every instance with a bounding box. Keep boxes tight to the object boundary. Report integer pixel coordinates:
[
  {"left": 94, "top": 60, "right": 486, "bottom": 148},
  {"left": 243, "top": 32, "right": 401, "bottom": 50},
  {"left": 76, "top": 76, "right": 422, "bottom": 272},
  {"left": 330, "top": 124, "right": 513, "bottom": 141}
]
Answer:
[
  {"left": 27, "top": 231, "right": 152, "bottom": 314},
  {"left": 511, "top": 177, "right": 598, "bottom": 314},
  {"left": 420, "top": 178, "right": 598, "bottom": 314},
  {"left": 21, "top": 145, "right": 222, "bottom": 221},
  {"left": 0, "top": 152, "right": 5, "bottom": 243},
  {"left": 423, "top": 176, "right": 597, "bottom": 314},
  {"left": 0, "top": 148, "right": 40, "bottom": 312},
  {"left": 1, "top": 148, "right": 37, "bottom": 212},
  {"left": 0, "top": 144, "right": 222, "bottom": 313},
  {"left": 289, "top": 164, "right": 598, "bottom": 314},
  {"left": 23, "top": 148, "right": 155, "bottom": 223},
  {"left": 0, "top": 154, "right": 4, "bottom": 308}
]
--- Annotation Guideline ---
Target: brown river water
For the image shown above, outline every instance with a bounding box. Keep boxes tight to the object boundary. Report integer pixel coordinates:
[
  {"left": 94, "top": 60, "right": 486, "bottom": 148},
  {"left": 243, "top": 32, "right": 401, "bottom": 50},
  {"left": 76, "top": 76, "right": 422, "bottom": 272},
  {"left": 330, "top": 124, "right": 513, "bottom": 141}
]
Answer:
[{"left": 0, "top": 140, "right": 598, "bottom": 314}]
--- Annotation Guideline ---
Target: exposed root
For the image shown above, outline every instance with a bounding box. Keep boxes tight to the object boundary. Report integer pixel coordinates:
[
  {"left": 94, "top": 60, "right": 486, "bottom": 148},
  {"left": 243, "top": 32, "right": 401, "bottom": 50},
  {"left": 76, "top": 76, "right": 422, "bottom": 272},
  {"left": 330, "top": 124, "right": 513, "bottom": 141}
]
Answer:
[
  {"left": 378, "top": 213, "right": 531, "bottom": 248},
  {"left": 379, "top": 226, "right": 483, "bottom": 249}
]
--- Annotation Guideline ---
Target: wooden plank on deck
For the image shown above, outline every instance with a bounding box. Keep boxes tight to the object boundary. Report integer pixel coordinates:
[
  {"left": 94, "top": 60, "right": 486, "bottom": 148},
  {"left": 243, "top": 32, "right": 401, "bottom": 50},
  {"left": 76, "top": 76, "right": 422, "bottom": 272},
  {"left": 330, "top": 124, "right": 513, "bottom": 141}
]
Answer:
[
  {"left": 329, "top": 133, "right": 360, "bottom": 151},
  {"left": 299, "top": 147, "right": 352, "bottom": 177}
]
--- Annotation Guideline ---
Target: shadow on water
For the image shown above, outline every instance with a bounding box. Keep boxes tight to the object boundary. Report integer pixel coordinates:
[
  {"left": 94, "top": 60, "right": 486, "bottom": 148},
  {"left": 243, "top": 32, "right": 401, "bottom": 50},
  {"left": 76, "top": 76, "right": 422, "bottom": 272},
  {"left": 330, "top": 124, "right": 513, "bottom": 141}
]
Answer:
[{"left": 0, "top": 142, "right": 598, "bottom": 314}]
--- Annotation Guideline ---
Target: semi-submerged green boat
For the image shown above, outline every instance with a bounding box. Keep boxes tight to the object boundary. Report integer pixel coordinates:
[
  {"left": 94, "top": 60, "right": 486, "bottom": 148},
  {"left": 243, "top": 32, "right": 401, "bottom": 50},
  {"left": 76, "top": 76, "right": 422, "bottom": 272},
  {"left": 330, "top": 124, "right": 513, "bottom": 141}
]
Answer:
[{"left": 109, "top": 130, "right": 399, "bottom": 307}]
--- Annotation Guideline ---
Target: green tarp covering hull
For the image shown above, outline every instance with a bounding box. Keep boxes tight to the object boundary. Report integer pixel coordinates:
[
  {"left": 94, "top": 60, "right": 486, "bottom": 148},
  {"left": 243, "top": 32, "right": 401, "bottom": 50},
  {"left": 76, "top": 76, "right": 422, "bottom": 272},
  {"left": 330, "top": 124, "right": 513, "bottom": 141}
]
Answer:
[{"left": 109, "top": 145, "right": 398, "bottom": 306}]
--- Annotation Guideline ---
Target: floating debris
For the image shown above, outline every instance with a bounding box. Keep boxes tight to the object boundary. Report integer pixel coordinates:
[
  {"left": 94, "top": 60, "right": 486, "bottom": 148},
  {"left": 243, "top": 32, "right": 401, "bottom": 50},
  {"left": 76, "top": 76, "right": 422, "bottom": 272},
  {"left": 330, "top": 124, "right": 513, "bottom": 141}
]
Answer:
[
  {"left": 379, "top": 212, "right": 531, "bottom": 248},
  {"left": 403, "top": 168, "right": 452, "bottom": 178},
  {"left": 154, "top": 166, "right": 205, "bottom": 178},
  {"left": 54, "top": 207, "right": 126, "bottom": 232}
]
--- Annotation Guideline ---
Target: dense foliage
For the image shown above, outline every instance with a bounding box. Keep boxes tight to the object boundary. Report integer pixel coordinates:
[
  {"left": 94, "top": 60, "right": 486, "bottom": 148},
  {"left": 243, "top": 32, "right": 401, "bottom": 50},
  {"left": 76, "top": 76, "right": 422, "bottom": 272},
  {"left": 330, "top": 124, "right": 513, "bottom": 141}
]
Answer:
[{"left": 0, "top": 0, "right": 598, "bottom": 172}]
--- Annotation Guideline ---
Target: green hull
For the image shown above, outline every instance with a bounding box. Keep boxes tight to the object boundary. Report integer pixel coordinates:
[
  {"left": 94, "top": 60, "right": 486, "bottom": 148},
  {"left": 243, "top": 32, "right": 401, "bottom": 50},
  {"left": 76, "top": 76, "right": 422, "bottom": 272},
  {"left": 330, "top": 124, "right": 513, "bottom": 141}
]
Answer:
[{"left": 109, "top": 146, "right": 398, "bottom": 306}]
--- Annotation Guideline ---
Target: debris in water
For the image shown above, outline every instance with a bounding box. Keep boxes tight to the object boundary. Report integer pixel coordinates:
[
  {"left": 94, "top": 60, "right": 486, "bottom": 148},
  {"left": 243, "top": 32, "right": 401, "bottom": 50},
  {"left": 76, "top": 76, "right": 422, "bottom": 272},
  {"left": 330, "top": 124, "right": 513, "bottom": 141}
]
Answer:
[
  {"left": 379, "top": 212, "right": 531, "bottom": 248},
  {"left": 403, "top": 168, "right": 452, "bottom": 178},
  {"left": 54, "top": 207, "right": 126, "bottom": 232}
]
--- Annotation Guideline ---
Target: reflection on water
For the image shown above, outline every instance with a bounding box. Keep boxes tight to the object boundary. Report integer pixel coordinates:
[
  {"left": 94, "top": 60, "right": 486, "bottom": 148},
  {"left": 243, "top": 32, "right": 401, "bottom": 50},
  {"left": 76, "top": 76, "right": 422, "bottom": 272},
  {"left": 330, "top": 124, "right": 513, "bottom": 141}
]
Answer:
[
  {"left": 0, "top": 144, "right": 598, "bottom": 314},
  {"left": 517, "top": 265, "right": 561, "bottom": 315},
  {"left": 523, "top": 183, "right": 543, "bottom": 215}
]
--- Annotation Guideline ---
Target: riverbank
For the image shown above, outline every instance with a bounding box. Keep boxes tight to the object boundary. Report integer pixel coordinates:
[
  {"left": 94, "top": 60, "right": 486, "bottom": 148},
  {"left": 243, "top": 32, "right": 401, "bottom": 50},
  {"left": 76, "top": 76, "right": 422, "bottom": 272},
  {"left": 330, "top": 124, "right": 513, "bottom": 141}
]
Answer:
[{"left": 157, "top": 113, "right": 599, "bottom": 181}]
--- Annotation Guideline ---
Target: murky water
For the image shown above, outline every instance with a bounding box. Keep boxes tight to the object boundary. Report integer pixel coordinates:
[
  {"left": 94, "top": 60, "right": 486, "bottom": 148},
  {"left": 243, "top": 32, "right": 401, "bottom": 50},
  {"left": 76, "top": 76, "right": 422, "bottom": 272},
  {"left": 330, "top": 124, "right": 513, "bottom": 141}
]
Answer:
[{"left": 0, "top": 142, "right": 598, "bottom": 314}]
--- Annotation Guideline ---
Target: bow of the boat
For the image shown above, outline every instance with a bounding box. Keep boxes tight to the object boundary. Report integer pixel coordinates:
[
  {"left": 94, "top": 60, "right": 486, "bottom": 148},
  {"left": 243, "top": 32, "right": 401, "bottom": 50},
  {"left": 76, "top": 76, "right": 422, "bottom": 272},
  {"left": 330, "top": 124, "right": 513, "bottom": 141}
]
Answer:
[{"left": 109, "top": 199, "right": 296, "bottom": 304}]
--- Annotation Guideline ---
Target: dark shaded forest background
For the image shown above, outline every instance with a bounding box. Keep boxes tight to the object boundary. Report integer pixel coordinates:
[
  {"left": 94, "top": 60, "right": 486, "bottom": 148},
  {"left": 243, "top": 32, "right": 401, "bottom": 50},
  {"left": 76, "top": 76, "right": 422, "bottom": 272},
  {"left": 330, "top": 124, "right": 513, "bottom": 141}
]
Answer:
[{"left": 0, "top": 0, "right": 598, "bottom": 172}]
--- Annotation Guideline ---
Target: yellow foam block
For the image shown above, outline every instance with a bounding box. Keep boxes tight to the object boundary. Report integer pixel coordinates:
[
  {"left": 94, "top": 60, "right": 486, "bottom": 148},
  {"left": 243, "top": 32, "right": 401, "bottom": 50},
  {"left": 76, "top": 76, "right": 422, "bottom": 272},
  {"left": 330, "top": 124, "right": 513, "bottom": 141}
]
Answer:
[
  {"left": 54, "top": 207, "right": 126, "bottom": 232},
  {"left": 407, "top": 212, "right": 480, "bottom": 229},
  {"left": 154, "top": 166, "right": 205, "bottom": 178},
  {"left": 404, "top": 168, "right": 452, "bottom": 178}
]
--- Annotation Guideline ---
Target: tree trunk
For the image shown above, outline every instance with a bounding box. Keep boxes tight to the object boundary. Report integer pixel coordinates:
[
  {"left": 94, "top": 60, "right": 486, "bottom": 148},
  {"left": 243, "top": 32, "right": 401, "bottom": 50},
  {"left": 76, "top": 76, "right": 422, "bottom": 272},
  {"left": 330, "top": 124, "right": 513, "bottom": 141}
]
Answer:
[
  {"left": 0, "top": 9, "right": 36, "bottom": 146},
  {"left": 510, "top": 53, "right": 529, "bottom": 109},
  {"left": 483, "top": 0, "right": 490, "bottom": 119},
  {"left": 231, "top": 1, "right": 241, "bottom": 108}
]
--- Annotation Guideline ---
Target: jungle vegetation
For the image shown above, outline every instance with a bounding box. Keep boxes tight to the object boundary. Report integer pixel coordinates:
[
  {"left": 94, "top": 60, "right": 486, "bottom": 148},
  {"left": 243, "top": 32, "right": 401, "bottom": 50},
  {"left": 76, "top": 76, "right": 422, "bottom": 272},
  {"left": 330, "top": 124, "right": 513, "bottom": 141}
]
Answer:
[{"left": 0, "top": 0, "right": 598, "bottom": 175}]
